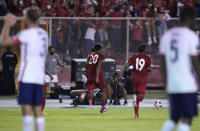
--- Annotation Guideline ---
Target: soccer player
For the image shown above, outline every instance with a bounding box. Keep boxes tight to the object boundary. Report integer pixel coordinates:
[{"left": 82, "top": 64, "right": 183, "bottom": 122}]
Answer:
[
  {"left": 0, "top": 8, "right": 48, "bottom": 131},
  {"left": 160, "top": 7, "right": 200, "bottom": 131},
  {"left": 124, "top": 45, "right": 152, "bottom": 118},
  {"left": 80, "top": 44, "right": 107, "bottom": 113}
]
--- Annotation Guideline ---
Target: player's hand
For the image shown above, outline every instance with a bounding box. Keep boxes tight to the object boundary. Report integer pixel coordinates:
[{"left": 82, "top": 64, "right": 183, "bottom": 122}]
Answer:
[
  {"left": 96, "top": 77, "right": 99, "bottom": 83},
  {"left": 5, "top": 13, "right": 16, "bottom": 27},
  {"left": 49, "top": 75, "right": 54, "bottom": 80}
]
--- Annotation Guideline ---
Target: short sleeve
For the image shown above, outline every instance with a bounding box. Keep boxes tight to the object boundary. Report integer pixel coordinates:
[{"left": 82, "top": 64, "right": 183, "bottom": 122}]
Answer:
[
  {"left": 189, "top": 33, "right": 199, "bottom": 56},
  {"left": 14, "top": 31, "right": 27, "bottom": 44},
  {"left": 159, "top": 35, "right": 166, "bottom": 55}
]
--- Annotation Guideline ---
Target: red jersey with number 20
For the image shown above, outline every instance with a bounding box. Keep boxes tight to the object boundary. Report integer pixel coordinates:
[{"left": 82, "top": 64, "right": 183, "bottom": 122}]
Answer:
[
  {"left": 128, "top": 53, "right": 151, "bottom": 82},
  {"left": 86, "top": 52, "right": 105, "bottom": 82}
]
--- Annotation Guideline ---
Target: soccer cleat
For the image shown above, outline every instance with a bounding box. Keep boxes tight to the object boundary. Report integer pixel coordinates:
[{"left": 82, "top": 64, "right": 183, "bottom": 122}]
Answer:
[
  {"left": 79, "top": 91, "right": 86, "bottom": 103},
  {"left": 100, "top": 107, "right": 108, "bottom": 113}
]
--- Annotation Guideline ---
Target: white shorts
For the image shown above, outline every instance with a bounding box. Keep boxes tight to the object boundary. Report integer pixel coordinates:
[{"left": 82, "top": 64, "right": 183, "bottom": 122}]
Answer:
[{"left": 45, "top": 75, "right": 58, "bottom": 83}]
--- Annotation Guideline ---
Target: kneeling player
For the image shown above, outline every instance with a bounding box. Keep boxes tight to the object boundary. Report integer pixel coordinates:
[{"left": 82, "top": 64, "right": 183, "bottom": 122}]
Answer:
[
  {"left": 80, "top": 44, "right": 107, "bottom": 113},
  {"left": 125, "top": 45, "right": 152, "bottom": 118}
]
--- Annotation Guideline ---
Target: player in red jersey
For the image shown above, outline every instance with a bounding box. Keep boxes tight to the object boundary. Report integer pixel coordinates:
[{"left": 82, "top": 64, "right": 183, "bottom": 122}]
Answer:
[
  {"left": 80, "top": 44, "right": 107, "bottom": 113},
  {"left": 125, "top": 45, "right": 152, "bottom": 118}
]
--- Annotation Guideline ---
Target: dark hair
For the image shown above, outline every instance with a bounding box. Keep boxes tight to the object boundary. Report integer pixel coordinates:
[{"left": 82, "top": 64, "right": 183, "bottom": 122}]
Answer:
[
  {"left": 138, "top": 45, "right": 146, "bottom": 53},
  {"left": 26, "top": 7, "right": 40, "bottom": 23},
  {"left": 94, "top": 44, "right": 102, "bottom": 51},
  {"left": 180, "top": 6, "right": 197, "bottom": 23},
  {"left": 48, "top": 46, "right": 54, "bottom": 52}
]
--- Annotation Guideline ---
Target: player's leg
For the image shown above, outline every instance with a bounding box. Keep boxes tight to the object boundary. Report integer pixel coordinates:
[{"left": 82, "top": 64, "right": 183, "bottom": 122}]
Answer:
[
  {"left": 134, "top": 93, "right": 144, "bottom": 118},
  {"left": 80, "top": 82, "right": 95, "bottom": 103},
  {"left": 33, "top": 106, "right": 45, "bottom": 131},
  {"left": 21, "top": 105, "right": 34, "bottom": 131},
  {"left": 161, "top": 94, "right": 181, "bottom": 131},
  {"left": 33, "top": 84, "right": 45, "bottom": 131},
  {"left": 98, "top": 82, "right": 108, "bottom": 113},
  {"left": 134, "top": 82, "right": 146, "bottom": 118},
  {"left": 177, "top": 93, "right": 198, "bottom": 131},
  {"left": 42, "top": 83, "right": 48, "bottom": 112},
  {"left": 18, "top": 83, "right": 35, "bottom": 131},
  {"left": 54, "top": 82, "right": 63, "bottom": 103}
]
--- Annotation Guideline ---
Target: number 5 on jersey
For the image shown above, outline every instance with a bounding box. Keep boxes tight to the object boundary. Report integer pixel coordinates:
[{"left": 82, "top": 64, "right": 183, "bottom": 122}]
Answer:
[
  {"left": 89, "top": 54, "right": 99, "bottom": 64},
  {"left": 136, "top": 58, "right": 145, "bottom": 71}
]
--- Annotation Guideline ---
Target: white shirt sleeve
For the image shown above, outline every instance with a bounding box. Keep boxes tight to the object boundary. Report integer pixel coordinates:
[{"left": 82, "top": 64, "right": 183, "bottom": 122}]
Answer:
[
  {"left": 159, "top": 35, "right": 166, "bottom": 55},
  {"left": 16, "top": 30, "right": 27, "bottom": 44},
  {"left": 189, "top": 33, "right": 199, "bottom": 56}
]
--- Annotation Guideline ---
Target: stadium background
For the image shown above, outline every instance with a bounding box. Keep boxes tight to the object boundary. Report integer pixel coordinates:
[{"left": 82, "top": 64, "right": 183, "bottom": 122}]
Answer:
[{"left": 0, "top": 0, "right": 199, "bottom": 91}]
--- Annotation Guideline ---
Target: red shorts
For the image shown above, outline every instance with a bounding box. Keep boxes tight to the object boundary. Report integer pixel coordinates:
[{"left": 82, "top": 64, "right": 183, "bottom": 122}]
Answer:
[
  {"left": 132, "top": 80, "right": 147, "bottom": 95},
  {"left": 87, "top": 78, "right": 106, "bottom": 91}
]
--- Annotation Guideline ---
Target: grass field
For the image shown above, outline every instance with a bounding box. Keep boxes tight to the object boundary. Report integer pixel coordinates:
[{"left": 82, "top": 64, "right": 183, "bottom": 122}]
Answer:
[{"left": 0, "top": 108, "right": 199, "bottom": 131}]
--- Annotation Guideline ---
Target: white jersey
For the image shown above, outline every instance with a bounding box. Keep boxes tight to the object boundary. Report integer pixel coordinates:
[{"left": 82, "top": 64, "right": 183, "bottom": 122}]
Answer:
[
  {"left": 159, "top": 27, "right": 199, "bottom": 94},
  {"left": 14, "top": 27, "right": 48, "bottom": 85}
]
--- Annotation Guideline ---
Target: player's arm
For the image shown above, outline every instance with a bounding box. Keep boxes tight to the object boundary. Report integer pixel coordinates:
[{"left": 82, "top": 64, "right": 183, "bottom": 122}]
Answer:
[
  {"left": 0, "top": 14, "right": 17, "bottom": 46},
  {"left": 160, "top": 55, "right": 167, "bottom": 88},
  {"left": 191, "top": 56, "right": 200, "bottom": 82},
  {"left": 96, "top": 60, "right": 103, "bottom": 83},
  {"left": 58, "top": 61, "right": 65, "bottom": 67},
  {"left": 57, "top": 55, "right": 65, "bottom": 67}
]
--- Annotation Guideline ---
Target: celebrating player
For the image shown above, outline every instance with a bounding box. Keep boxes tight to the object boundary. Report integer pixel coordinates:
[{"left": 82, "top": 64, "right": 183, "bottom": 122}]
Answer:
[
  {"left": 0, "top": 8, "right": 48, "bottom": 131},
  {"left": 80, "top": 44, "right": 107, "bottom": 113},
  {"left": 160, "top": 7, "right": 200, "bottom": 131},
  {"left": 124, "top": 45, "right": 152, "bottom": 118}
]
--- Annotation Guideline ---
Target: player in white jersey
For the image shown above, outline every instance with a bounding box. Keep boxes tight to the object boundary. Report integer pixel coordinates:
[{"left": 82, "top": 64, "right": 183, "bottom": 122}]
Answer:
[
  {"left": 0, "top": 7, "right": 48, "bottom": 131},
  {"left": 160, "top": 7, "right": 200, "bottom": 131}
]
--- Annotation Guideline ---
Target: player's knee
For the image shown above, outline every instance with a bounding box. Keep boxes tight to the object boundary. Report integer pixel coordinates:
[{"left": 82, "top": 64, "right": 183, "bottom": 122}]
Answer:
[{"left": 136, "top": 95, "right": 144, "bottom": 102}]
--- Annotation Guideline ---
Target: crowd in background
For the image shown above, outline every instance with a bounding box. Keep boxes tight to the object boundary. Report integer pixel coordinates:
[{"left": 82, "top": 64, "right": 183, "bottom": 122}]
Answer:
[
  {"left": 0, "top": 0, "right": 199, "bottom": 17},
  {"left": 0, "top": 0, "right": 199, "bottom": 64}
]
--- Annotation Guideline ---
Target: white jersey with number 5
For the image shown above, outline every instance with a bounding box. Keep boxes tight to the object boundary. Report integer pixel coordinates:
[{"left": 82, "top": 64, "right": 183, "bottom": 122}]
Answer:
[
  {"left": 159, "top": 27, "right": 199, "bottom": 93},
  {"left": 13, "top": 27, "right": 48, "bottom": 85}
]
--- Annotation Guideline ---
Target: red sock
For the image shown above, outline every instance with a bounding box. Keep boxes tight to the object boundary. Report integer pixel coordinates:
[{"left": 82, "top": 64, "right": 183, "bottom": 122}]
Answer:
[
  {"left": 42, "top": 83, "right": 47, "bottom": 112},
  {"left": 101, "top": 100, "right": 106, "bottom": 108}
]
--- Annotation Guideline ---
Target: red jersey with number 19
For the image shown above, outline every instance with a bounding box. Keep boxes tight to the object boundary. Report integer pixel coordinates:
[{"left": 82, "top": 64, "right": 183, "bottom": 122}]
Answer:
[{"left": 128, "top": 53, "right": 151, "bottom": 82}]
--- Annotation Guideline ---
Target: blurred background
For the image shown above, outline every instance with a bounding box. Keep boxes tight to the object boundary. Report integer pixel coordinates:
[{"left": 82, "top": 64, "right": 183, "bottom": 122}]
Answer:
[{"left": 0, "top": 0, "right": 199, "bottom": 99}]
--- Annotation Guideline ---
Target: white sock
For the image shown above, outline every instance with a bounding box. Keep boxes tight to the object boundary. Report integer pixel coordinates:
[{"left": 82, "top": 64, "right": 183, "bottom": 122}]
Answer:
[
  {"left": 161, "top": 120, "right": 176, "bottom": 131},
  {"left": 177, "top": 122, "right": 190, "bottom": 131},
  {"left": 23, "top": 115, "right": 34, "bottom": 131},
  {"left": 36, "top": 116, "right": 45, "bottom": 131}
]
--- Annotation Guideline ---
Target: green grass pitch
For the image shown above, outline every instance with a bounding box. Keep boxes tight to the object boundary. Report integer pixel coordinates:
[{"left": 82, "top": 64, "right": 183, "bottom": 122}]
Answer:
[{"left": 0, "top": 108, "right": 199, "bottom": 131}]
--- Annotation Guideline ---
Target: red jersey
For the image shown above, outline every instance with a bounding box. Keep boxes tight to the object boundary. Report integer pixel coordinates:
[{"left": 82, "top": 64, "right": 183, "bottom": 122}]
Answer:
[
  {"left": 128, "top": 53, "right": 151, "bottom": 82},
  {"left": 86, "top": 52, "right": 105, "bottom": 82}
]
